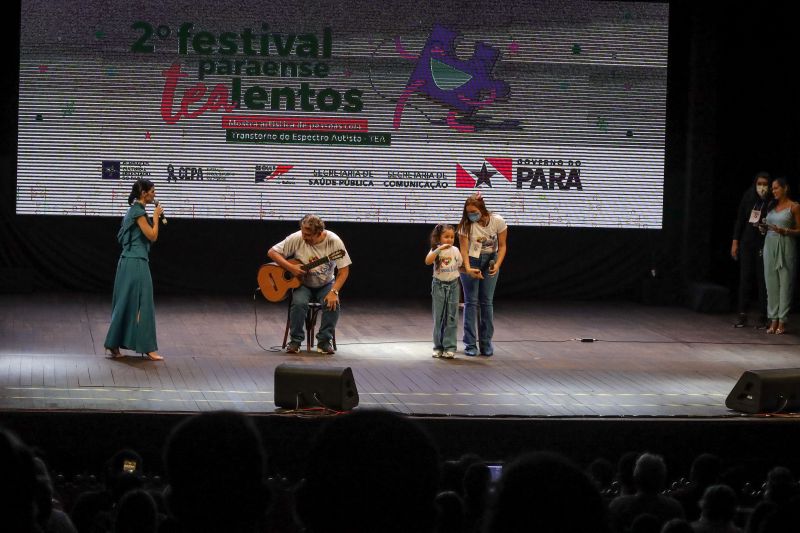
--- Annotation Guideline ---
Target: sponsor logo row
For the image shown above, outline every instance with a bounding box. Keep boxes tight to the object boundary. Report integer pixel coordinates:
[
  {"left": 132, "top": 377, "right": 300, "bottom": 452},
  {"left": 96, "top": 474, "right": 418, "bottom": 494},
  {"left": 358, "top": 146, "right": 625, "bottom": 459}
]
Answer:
[{"left": 101, "top": 157, "right": 584, "bottom": 190}]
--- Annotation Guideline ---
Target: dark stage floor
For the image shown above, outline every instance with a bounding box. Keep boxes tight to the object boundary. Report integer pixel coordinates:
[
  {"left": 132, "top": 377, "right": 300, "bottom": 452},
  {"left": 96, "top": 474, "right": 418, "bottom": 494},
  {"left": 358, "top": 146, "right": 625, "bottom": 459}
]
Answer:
[{"left": 2, "top": 293, "right": 800, "bottom": 417}]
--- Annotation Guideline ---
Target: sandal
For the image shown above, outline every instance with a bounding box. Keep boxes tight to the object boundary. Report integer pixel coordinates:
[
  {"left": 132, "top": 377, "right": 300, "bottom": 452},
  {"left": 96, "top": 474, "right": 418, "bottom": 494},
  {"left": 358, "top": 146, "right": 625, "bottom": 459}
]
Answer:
[
  {"left": 105, "top": 347, "right": 124, "bottom": 359},
  {"left": 141, "top": 352, "right": 164, "bottom": 361},
  {"left": 766, "top": 321, "right": 778, "bottom": 334},
  {"left": 776, "top": 322, "right": 786, "bottom": 335}
]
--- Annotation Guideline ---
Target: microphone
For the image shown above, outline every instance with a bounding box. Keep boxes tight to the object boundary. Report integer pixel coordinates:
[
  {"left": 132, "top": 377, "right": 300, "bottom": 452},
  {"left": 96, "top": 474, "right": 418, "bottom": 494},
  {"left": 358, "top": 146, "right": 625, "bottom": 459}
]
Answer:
[{"left": 154, "top": 200, "right": 168, "bottom": 225}]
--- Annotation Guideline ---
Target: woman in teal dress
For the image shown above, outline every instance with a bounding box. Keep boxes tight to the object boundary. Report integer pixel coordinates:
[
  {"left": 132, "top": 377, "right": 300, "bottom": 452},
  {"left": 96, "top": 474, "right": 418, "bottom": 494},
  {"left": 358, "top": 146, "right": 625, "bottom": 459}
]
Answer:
[
  {"left": 104, "top": 179, "right": 164, "bottom": 360},
  {"left": 762, "top": 177, "right": 800, "bottom": 335}
]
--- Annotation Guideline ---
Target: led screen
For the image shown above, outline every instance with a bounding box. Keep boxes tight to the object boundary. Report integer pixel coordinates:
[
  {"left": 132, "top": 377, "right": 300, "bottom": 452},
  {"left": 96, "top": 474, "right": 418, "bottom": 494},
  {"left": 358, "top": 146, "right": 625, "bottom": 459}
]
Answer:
[{"left": 17, "top": 0, "right": 668, "bottom": 227}]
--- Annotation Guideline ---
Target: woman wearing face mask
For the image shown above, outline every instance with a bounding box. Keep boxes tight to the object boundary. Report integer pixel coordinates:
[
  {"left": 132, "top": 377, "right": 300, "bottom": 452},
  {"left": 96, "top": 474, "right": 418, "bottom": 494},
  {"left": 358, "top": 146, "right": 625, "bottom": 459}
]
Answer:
[
  {"left": 762, "top": 177, "right": 800, "bottom": 334},
  {"left": 457, "top": 192, "right": 508, "bottom": 356},
  {"left": 730, "top": 171, "right": 771, "bottom": 328}
]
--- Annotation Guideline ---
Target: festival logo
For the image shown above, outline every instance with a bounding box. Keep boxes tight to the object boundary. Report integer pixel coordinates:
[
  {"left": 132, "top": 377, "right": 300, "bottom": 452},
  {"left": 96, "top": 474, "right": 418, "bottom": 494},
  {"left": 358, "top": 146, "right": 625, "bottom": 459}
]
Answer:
[
  {"left": 393, "top": 25, "right": 513, "bottom": 133},
  {"left": 455, "top": 157, "right": 513, "bottom": 188}
]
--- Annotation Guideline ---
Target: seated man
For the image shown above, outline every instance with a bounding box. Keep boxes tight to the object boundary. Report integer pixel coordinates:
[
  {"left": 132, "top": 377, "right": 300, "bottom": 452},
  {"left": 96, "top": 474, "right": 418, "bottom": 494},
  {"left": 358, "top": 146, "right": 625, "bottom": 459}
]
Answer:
[{"left": 268, "top": 214, "right": 351, "bottom": 354}]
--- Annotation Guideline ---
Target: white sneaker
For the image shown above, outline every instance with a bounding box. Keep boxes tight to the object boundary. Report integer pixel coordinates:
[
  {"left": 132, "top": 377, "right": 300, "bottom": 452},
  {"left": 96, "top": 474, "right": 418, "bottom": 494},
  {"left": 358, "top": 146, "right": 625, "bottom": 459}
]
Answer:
[
  {"left": 443, "top": 351, "right": 455, "bottom": 359},
  {"left": 432, "top": 350, "right": 443, "bottom": 358}
]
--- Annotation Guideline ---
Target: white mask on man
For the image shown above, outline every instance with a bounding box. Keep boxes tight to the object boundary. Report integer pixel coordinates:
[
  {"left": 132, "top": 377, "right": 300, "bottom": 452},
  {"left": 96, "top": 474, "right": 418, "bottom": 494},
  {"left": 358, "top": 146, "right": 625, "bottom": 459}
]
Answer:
[{"left": 756, "top": 185, "right": 768, "bottom": 198}]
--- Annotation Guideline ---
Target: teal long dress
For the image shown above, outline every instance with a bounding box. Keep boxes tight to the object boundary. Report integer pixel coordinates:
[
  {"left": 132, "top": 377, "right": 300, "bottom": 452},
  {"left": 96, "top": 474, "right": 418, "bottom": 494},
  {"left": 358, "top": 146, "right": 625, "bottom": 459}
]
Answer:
[{"left": 104, "top": 202, "right": 158, "bottom": 353}]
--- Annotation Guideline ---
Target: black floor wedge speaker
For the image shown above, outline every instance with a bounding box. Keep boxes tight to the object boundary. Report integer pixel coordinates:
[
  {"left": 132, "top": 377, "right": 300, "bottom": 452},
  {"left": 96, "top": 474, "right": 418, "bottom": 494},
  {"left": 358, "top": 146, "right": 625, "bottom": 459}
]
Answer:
[
  {"left": 274, "top": 364, "right": 359, "bottom": 411},
  {"left": 725, "top": 368, "right": 800, "bottom": 414}
]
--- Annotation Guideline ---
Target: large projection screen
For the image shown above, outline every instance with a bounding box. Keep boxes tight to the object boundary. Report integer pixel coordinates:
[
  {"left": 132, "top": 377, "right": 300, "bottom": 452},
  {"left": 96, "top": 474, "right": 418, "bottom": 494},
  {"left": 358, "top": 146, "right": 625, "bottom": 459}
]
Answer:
[{"left": 17, "top": 0, "right": 668, "bottom": 228}]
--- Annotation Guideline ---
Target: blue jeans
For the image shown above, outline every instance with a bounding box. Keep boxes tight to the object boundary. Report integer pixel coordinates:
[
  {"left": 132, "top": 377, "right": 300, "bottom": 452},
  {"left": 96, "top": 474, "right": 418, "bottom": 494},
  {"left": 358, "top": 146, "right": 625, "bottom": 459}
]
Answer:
[
  {"left": 289, "top": 283, "right": 338, "bottom": 345},
  {"left": 432, "top": 278, "right": 459, "bottom": 352},
  {"left": 460, "top": 253, "right": 499, "bottom": 355}
]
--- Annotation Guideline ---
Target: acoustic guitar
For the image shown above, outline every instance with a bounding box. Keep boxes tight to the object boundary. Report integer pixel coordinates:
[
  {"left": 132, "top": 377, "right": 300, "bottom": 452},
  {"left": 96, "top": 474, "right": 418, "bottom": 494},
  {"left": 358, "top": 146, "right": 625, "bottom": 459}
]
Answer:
[{"left": 257, "top": 250, "right": 346, "bottom": 302}]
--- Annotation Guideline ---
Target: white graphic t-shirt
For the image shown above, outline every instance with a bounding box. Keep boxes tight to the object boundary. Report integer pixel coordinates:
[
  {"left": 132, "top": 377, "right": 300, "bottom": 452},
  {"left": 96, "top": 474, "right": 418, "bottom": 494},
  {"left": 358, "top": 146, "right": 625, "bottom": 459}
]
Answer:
[
  {"left": 461, "top": 213, "right": 507, "bottom": 258},
  {"left": 272, "top": 230, "right": 352, "bottom": 288},
  {"left": 433, "top": 246, "right": 463, "bottom": 282}
]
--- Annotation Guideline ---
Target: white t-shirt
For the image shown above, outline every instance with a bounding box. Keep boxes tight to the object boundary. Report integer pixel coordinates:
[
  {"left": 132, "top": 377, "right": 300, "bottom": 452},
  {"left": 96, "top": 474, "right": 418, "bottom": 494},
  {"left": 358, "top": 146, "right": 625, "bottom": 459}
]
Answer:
[
  {"left": 461, "top": 213, "right": 507, "bottom": 258},
  {"left": 433, "top": 246, "right": 463, "bottom": 282},
  {"left": 272, "top": 230, "right": 352, "bottom": 288}
]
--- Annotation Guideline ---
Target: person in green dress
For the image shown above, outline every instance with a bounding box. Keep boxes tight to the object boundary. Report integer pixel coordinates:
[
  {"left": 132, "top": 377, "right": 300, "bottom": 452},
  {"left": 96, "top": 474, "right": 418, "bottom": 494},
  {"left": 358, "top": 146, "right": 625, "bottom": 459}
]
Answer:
[
  {"left": 104, "top": 179, "right": 164, "bottom": 360},
  {"left": 762, "top": 177, "right": 800, "bottom": 335}
]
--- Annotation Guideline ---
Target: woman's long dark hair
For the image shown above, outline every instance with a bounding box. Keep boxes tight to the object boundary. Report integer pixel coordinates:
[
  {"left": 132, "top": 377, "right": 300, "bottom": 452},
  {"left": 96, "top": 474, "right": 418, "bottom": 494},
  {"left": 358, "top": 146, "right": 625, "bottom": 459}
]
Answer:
[{"left": 127, "top": 179, "right": 154, "bottom": 205}]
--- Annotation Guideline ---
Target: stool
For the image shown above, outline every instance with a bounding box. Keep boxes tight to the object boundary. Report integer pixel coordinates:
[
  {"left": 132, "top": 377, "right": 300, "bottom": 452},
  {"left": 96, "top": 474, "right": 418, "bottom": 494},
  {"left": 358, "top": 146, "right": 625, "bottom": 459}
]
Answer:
[{"left": 282, "top": 300, "right": 337, "bottom": 351}]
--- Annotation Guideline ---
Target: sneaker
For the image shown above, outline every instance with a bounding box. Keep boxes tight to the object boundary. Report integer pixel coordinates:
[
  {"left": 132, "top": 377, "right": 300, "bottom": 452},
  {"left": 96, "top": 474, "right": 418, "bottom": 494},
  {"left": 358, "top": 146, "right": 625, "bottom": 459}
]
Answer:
[
  {"left": 432, "top": 350, "right": 443, "bottom": 358},
  {"left": 464, "top": 346, "right": 478, "bottom": 357},
  {"left": 285, "top": 342, "right": 301, "bottom": 354},
  {"left": 734, "top": 313, "right": 747, "bottom": 328},
  {"left": 442, "top": 351, "right": 456, "bottom": 359},
  {"left": 317, "top": 341, "right": 335, "bottom": 355}
]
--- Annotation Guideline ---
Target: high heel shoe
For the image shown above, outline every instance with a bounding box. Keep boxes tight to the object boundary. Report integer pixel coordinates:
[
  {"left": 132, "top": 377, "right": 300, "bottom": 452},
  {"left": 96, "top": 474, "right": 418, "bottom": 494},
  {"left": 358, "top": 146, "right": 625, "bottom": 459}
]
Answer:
[
  {"left": 141, "top": 352, "right": 164, "bottom": 361},
  {"left": 766, "top": 321, "right": 778, "bottom": 334},
  {"left": 775, "top": 322, "right": 786, "bottom": 335},
  {"left": 105, "top": 347, "right": 123, "bottom": 359}
]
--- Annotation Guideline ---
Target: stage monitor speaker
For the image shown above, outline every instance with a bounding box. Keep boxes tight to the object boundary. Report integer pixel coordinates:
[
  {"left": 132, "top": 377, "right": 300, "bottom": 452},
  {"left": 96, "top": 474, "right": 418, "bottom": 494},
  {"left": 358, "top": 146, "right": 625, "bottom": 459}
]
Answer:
[
  {"left": 274, "top": 363, "right": 359, "bottom": 411},
  {"left": 725, "top": 368, "right": 800, "bottom": 413}
]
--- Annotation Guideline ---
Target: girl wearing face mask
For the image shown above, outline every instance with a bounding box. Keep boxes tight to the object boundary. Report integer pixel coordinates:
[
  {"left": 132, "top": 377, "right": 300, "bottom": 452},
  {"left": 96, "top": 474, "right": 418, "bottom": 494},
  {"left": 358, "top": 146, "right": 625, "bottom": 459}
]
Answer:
[
  {"left": 762, "top": 177, "right": 800, "bottom": 334},
  {"left": 730, "top": 171, "right": 771, "bottom": 328},
  {"left": 457, "top": 193, "right": 508, "bottom": 356}
]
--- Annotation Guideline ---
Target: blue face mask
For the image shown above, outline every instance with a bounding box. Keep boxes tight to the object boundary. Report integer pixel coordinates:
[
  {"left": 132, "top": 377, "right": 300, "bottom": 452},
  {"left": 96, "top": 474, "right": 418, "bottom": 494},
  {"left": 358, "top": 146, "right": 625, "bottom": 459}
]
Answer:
[{"left": 467, "top": 212, "right": 481, "bottom": 222}]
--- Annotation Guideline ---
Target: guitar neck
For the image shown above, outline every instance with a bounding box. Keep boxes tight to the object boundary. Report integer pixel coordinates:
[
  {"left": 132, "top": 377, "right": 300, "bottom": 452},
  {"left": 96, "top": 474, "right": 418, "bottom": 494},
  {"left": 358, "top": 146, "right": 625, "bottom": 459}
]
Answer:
[{"left": 301, "top": 254, "right": 333, "bottom": 271}]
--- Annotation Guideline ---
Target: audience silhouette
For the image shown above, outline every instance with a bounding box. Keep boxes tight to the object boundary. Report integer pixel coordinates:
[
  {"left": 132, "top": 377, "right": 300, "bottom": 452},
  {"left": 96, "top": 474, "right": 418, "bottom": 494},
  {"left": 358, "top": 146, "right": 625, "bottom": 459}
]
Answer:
[
  {"left": 164, "top": 411, "right": 270, "bottom": 533},
  {"left": 485, "top": 451, "right": 610, "bottom": 533},
  {"left": 296, "top": 409, "right": 441, "bottom": 533},
  {"left": 3, "top": 414, "right": 800, "bottom": 533}
]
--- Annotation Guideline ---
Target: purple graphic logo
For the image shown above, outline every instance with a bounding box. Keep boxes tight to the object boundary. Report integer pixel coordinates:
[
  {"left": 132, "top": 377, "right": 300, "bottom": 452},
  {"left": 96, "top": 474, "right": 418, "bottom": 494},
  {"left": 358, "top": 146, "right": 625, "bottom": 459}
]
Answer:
[{"left": 394, "top": 25, "right": 510, "bottom": 133}]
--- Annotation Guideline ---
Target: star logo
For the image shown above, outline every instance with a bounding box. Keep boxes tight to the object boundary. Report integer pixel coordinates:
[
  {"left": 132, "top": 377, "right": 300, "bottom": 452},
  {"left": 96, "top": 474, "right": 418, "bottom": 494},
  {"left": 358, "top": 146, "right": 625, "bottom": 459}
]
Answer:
[
  {"left": 472, "top": 162, "right": 496, "bottom": 188},
  {"left": 456, "top": 157, "right": 513, "bottom": 188}
]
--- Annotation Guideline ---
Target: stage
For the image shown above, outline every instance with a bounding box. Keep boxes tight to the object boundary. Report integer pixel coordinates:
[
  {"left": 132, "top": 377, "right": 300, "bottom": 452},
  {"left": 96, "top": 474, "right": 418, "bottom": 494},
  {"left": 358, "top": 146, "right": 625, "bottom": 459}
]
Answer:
[{"left": 3, "top": 293, "right": 799, "bottom": 418}]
